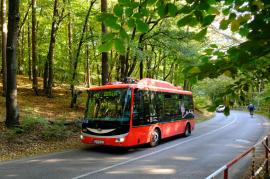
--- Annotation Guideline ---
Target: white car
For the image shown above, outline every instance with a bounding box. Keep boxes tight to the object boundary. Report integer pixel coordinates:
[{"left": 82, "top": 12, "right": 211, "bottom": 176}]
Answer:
[{"left": 216, "top": 105, "right": 225, "bottom": 112}]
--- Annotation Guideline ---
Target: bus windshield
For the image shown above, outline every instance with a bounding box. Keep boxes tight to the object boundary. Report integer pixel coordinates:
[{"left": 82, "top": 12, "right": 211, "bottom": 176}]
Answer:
[{"left": 85, "top": 88, "right": 131, "bottom": 123}]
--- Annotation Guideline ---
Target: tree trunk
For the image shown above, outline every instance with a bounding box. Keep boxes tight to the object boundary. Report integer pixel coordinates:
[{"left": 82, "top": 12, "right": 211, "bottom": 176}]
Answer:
[
  {"left": 101, "top": 0, "right": 108, "bottom": 85},
  {"left": 119, "top": 55, "right": 125, "bottom": 80},
  {"left": 43, "top": 60, "right": 48, "bottom": 91},
  {"left": 46, "top": 23, "right": 56, "bottom": 97},
  {"left": 70, "top": 0, "right": 95, "bottom": 107},
  {"left": 184, "top": 80, "right": 189, "bottom": 91},
  {"left": 67, "top": 0, "right": 72, "bottom": 80},
  {"left": 5, "top": 0, "right": 20, "bottom": 128},
  {"left": 46, "top": 0, "right": 63, "bottom": 97},
  {"left": 18, "top": 26, "right": 24, "bottom": 75},
  {"left": 1, "top": 0, "right": 7, "bottom": 96},
  {"left": 85, "top": 42, "right": 90, "bottom": 88},
  {"left": 32, "top": 0, "right": 38, "bottom": 95},
  {"left": 139, "top": 61, "right": 143, "bottom": 79},
  {"left": 27, "top": 18, "right": 31, "bottom": 80}
]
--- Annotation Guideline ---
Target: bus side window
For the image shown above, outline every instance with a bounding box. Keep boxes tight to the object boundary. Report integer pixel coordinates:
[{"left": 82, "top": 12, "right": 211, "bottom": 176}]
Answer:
[
  {"left": 162, "top": 93, "right": 179, "bottom": 122},
  {"left": 154, "top": 92, "right": 163, "bottom": 120},
  {"left": 133, "top": 90, "right": 142, "bottom": 126},
  {"left": 132, "top": 90, "right": 157, "bottom": 126}
]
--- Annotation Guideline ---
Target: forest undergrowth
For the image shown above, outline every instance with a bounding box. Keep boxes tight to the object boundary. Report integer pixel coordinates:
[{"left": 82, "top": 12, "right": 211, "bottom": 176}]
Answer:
[{"left": 0, "top": 75, "right": 86, "bottom": 161}]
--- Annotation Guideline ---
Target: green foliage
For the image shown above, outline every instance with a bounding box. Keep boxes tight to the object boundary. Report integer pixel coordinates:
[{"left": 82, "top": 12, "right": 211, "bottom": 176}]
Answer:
[
  {"left": 192, "top": 76, "right": 235, "bottom": 112},
  {"left": 3, "top": 116, "right": 73, "bottom": 142},
  {"left": 113, "top": 4, "right": 124, "bottom": 17},
  {"left": 41, "top": 122, "right": 72, "bottom": 141},
  {"left": 177, "top": 15, "right": 196, "bottom": 27},
  {"left": 114, "top": 38, "right": 125, "bottom": 54},
  {"left": 7, "top": 116, "right": 49, "bottom": 135},
  {"left": 135, "top": 19, "right": 149, "bottom": 33},
  {"left": 98, "top": 41, "right": 114, "bottom": 52}
]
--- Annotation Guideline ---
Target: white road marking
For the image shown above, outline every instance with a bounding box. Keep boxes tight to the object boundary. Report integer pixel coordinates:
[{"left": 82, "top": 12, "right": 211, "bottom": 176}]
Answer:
[
  {"left": 72, "top": 117, "right": 237, "bottom": 179},
  {"left": 235, "top": 139, "right": 251, "bottom": 144}
]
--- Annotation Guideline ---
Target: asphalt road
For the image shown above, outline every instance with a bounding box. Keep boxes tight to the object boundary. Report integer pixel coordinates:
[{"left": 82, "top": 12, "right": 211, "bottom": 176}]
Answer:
[{"left": 1, "top": 111, "right": 269, "bottom": 179}]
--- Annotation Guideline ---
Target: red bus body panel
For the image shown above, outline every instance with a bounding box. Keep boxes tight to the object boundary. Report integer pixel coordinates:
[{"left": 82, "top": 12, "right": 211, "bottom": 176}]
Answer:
[{"left": 81, "top": 78, "right": 195, "bottom": 147}]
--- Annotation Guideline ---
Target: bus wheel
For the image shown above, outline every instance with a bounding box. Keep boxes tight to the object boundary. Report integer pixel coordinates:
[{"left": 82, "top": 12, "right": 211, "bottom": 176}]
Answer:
[
  {"left": 150, "top": 129, "right": 160, "bottom": 147},
  {"left": 184, "top": 124, "right": 191, "bottom": 137}
]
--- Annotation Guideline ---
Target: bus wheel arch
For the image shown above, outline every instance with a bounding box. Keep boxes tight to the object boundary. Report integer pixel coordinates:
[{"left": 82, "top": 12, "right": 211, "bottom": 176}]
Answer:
[
  {"left": 149, "top": 127, "right": 161, "bottom": 147},
  {"left": 184, "top": 123, "right": 191, "bottom": 137}
]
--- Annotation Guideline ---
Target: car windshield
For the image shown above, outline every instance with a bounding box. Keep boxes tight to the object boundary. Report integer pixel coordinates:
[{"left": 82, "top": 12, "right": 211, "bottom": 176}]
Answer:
[{"left": 85, "top": 88, "right": 131, "bottom": 122}]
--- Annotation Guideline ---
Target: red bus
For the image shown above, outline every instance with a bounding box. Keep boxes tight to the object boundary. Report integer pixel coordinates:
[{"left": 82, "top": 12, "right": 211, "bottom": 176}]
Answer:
[{"left": 80, "top": 78, "right": 195, "bottom": 147}]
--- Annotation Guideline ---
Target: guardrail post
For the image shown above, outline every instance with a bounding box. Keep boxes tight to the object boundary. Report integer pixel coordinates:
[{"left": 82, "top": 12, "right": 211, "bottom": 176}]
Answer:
[
  {"left": 224, "top": 168, "right": 228, "bottom": 179},
  {"left": 265, "top": 137, "right": 269, "bottom": 176},
  {"left": 252, "top": 147, "right": 256, "bottom": 177}
]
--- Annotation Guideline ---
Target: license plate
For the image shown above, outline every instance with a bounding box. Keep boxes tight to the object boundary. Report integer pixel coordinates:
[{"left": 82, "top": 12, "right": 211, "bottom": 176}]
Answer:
[{"left": 93, "top": 140, "right": 104, "bottom": 145}]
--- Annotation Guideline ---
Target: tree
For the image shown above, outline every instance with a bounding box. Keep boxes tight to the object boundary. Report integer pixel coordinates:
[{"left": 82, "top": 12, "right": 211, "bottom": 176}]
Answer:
[
  {"left": 5, "top": 0, "right": 20, "bottom": 128},
  {"left": 70, "top": 0, "right": 95, "bottom": 108},
  {"left": 1, "top": 0, "right": 7, "bottom": 96},
  {"left": 101, "top": 0, "right": 108, "bottom": 85},
  {"left": 183, "top": 0, "right": 270, "bottom": 105},
  {"left": 32, "top": 0, "right": 38, "bottom": 95},
  {"left": 44, "top": 0, "right": 65, "bottom": 97}
]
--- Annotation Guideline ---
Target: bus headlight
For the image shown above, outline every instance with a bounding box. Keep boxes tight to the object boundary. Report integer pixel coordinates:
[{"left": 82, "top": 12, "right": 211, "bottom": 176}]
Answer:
[
  {"left": 115, "top": 137, "right": 125, "bottom": 143},
  {"left": 80, "top": 135, "right": 84, "bottom": 140}
]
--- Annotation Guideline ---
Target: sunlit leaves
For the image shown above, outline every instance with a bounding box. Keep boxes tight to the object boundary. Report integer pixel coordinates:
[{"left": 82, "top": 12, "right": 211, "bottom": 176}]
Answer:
[
  {"left": 223, "top": 70, "right": 232, "bottom": 77},
  {"left": 198, "top": 1, "right": 210, "bottom": 10},
  {"left": 114, "top": 38, "right": 125, "bottom": 54},
  {"left": 219, "top": 19, "right": 229, "bottom": 30},
  {"left": 177, "top": 15, "right": 195, "bottom": 27},
  {"left": 118, "top": 0, "right": 130, "bottom": 5},
  {"left": 113, "top": 4, "right": 123, "bottom": 17},
  {"left": 179, "top": 6, "right": 193, "bottom": 14},
  {"left": 189, "top": 66, "right": 201, "bottom": 74},
  {"left": 202, "top": 15, "right": 216, "bottom": 26},
  {"left": 207, "top": 6, "right": 219, "bottom": 15},
  {"left": 127, "top": 18, "right": 135, "bottom": 28},
  {"left": 135, "top": 19, "right": 149, "bottom": 33},
  {"left": 239, "top": 26, "right": 249, "bottom": 37},
  {"left": 168, "top": 3, "right": 178, "bottom": 16},
  {"left": 146, "top": 0, "right": 158, "bottom": 5},
  {"left": 157, "top": 3, "right": 168, "bottom": 17},
  {"left": 194, "top": 28, "right": 207, "bottom": 40},
  {"left": 222, "top": 7, "right": 230, "bottom": 16},
  {"left": 98, "top": 40, "right": 114, "bottom": 52},
  {"left": 119, "top": 28, "right": 129, "bottom": 39},
  {"left": 102, "top": 13, "right": 120, "bottom": 30},
  {"left": 230, "top": 20, "right": 240, "bottom": 32},
  {"left": 125, "top": 8, "right": 133, "bottom": 17},
  {"left": 194, "top": 10, "right": 203, "bottom": 23},
  {"left": 102, "top": 32, "right": 115, "bottom": 42},
  {"left": 200, "top": 56, "right": 210, "bottom": 63}
]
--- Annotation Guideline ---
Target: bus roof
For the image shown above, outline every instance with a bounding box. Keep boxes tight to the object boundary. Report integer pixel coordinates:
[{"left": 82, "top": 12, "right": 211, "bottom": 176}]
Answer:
[{"left": 88, "top": 78, "right": 192, "bottom": 95}]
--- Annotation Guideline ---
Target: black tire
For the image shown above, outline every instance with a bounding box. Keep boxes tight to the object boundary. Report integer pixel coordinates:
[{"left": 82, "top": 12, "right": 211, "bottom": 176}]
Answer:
[
  {"left": 150, "top": 129, "right": 160, "bottom": 147},
  {"left": 184, "top": 124, "right": 191, "bottom": 137}
]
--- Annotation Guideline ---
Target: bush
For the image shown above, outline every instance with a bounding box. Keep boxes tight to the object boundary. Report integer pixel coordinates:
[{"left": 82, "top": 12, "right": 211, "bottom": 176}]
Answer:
[
  {"left": 2, "top": 116, "right": 74, "bottom": 142},
  {"left": 41, "top": 122, "right": 73, "bottom": 141},
  {"left": 21, "top": 116, "right": 48, "bottom": 132}
]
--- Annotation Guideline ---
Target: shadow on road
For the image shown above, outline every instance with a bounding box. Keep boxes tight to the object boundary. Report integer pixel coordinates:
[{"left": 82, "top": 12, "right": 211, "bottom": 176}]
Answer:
[{"left": 80, "top": 134, "right": 187, "bottom": 155}]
